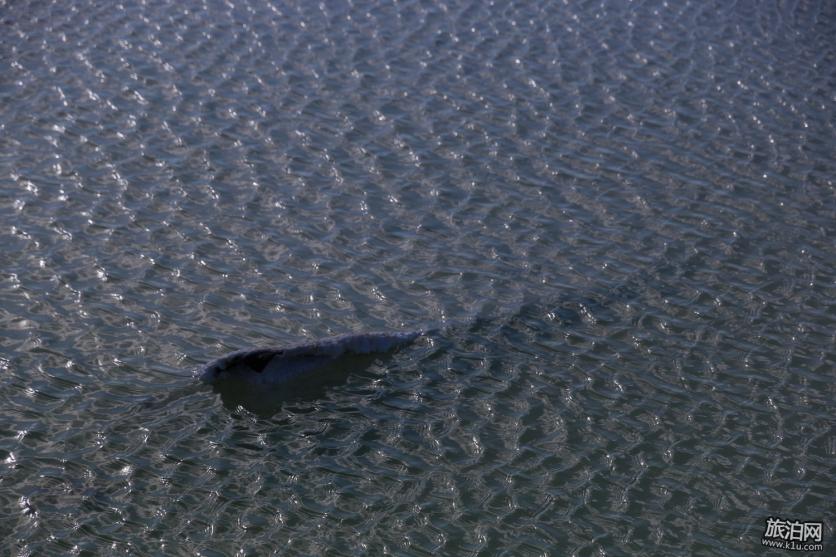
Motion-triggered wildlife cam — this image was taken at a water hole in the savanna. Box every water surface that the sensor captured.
[0,0,834,554]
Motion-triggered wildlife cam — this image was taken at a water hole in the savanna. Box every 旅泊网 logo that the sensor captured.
[762,517,824,552]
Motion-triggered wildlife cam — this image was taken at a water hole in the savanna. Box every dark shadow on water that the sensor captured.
[210,352,385,417]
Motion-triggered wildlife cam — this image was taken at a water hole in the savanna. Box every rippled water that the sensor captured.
[1,0,834,554]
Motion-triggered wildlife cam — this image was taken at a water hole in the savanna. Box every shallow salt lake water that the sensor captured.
[1,0,834,555]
